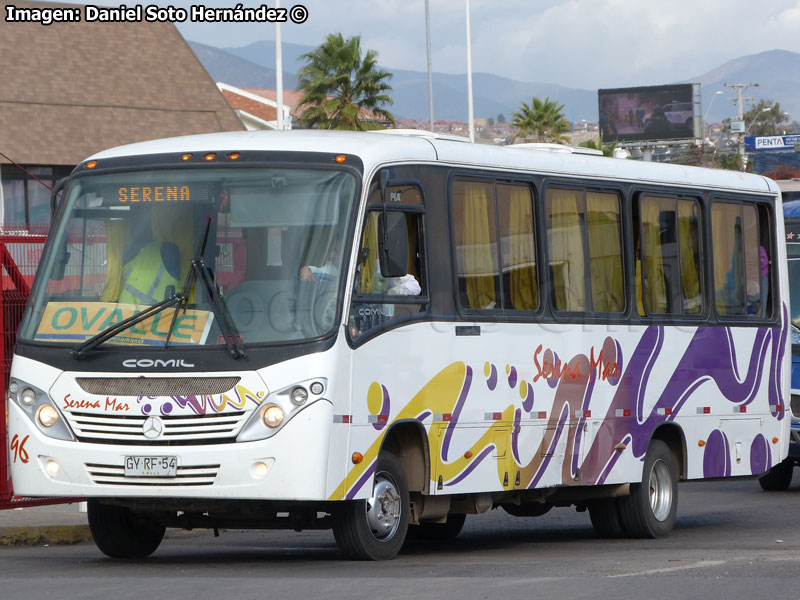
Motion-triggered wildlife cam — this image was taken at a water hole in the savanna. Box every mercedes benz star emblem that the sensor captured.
[142,416,164,440]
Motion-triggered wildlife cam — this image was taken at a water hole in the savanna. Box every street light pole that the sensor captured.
[465,0,474,143]
[702,90,723,142]
[425,0,434,133]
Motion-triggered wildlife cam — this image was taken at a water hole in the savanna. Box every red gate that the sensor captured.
[0,230,82,509]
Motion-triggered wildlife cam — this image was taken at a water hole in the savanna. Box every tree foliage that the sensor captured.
[296,33,395,130]
[731,99,791,137]
[511,96,570,143]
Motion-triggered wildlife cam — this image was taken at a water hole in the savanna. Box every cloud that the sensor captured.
[40,0,800,89]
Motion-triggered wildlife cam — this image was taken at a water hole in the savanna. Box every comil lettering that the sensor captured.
[118,186,190,203]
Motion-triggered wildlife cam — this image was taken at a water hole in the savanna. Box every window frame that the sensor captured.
[543,182,628,318]
[447,174,543,319]
[634,192,707,320]
[710,195,776,324]
[346,175,431,347]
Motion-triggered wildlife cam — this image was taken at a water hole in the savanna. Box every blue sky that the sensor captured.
[36,0,800,89]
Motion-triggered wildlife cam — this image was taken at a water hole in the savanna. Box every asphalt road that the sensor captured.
[2,478,800,599]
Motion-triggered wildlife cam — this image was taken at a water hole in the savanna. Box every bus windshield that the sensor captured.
[19,166,357,348]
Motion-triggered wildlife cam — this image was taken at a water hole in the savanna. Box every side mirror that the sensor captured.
[378,212,408,278]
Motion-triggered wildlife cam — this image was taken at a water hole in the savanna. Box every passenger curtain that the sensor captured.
[547,189,584,311]
[587,192,623,312]
[712,204,744,314]
[507,187,538,310]
[100,220,131,302]
[677,200,701,314]
[359,212,379,294]
[639,198,668,313]
[462,183,496,309]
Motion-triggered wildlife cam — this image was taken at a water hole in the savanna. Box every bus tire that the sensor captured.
[759,458,793,491]
[588,499,626,538]
[408,513,466,540]
[332,452,409,560]
[87,499,165,558]
[618,440,678,538]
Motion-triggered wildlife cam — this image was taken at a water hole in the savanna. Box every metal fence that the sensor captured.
[0,229,83,509]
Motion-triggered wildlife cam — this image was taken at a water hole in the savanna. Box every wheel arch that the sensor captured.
[379,419,430,494]
[650,423,687,480]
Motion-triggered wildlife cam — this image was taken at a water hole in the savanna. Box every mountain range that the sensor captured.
[189,40,800,125]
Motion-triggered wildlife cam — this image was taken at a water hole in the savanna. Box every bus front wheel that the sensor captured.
[87,499,165,558]
[332,452,409,560]
[618,440,678,538]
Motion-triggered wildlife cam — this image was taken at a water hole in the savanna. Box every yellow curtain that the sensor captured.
[507,187,538,310]
[547,189,584,311]
[677,200,701,314]
[100,220,131,302]
[640,198,667,313]
[712,204,744,314]
[587,192,623,312]
[463,184,496,308]
[359,212,379,293]
[151,204,195,300]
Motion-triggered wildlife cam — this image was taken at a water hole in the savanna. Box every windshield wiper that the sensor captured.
[72,216,246,360]
[164,216,247,359]
[71,293,185,360]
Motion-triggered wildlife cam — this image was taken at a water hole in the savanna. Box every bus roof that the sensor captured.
[87,129,778,196]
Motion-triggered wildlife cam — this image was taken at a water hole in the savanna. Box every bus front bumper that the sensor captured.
[8,399,334,501]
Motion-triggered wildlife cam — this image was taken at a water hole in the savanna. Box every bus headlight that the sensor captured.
[9,378,75,442]
[36,404,59,428]
[261,404,284,428]
[20,388,36,407]
[236,377,328,442]
[290,386,308,406]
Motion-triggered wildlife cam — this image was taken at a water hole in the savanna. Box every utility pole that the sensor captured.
[724,82,758,169]
[275,0,284,130]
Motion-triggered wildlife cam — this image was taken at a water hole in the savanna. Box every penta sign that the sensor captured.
[744,134,800,152]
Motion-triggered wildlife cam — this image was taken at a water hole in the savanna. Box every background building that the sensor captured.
[0,0,243,229]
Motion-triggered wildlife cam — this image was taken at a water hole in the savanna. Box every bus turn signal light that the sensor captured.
[352,452,363,464]
[698,440,706,447]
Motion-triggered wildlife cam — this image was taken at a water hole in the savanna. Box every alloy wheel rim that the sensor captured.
[649,459,672,521]
[365,472,401,541]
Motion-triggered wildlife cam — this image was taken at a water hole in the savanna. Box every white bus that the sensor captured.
[8,130,790,560]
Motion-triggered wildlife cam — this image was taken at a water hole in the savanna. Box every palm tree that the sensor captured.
[296,33,395,130]
[511,96,570,143]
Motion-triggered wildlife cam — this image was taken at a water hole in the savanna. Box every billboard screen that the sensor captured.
[598,84,697,143]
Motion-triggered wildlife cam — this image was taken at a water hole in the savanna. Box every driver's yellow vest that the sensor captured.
[118,242,180,306]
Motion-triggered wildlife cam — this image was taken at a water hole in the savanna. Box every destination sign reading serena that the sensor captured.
[117,186,190,203]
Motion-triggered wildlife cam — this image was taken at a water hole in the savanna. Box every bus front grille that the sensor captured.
[63,410,248,444]
[85,463,220,486]
[75,377,241,397]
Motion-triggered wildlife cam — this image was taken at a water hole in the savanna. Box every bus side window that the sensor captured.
[348,207,427,341]
[546,187,623,314]
[636,195,703,316]
[712,200,770,319]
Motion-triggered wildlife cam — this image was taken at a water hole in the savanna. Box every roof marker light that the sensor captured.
[204,153,217,161]
[85,160,98,169]
[180,153,193,161]
[227,152,241,160]
[334,154,347,163]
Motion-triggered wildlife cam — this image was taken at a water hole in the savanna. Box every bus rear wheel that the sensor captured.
[759,458,793,491]
[618,440,678,538]
[588,498,626,538]
[408,513,466,540]
[332,452,409,560]
[87,499,165,558]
